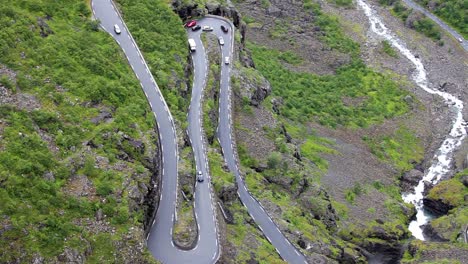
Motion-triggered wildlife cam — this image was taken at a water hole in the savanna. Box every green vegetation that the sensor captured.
[329,0,354,7]
[381,40,398,57]
[278,50,303,65]
[363,126,423,172]
[0,0,184,262]
[345,183,366,204]
[428,179,466,208]
[384,0,443,41]
[249,43,410,128]
[116,0,189,128]
[304,0,359,54]
[416,0,467,38]
[300,136,337,171]
[0,75,15,91]
[402,239,467,263]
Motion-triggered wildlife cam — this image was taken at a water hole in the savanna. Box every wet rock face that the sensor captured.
[422,224,450,242]
[422,197,454,216]
[364,241,403,264]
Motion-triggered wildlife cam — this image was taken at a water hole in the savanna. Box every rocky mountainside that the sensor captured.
[1,0,466,263]
[171,0,467,263]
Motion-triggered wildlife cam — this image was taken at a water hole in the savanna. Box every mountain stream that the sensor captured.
[357,0,466,240]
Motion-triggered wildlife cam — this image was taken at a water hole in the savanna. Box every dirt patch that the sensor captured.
[236,0,352,75]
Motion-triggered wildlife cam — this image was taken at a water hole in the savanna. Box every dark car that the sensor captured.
[185,20,197,28]
[192,25,201,31]
[221,25,228,33]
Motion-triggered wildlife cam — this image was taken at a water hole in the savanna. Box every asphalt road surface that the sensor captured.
[92,0,307,262]
[92,1,219,263]
[401,0,467,51]
[191,17,309,264]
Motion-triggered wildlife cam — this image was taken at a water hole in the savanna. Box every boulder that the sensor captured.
[400,169,424,192]
[422,180,434,196]
[95,208,104,221]
[293,147,302,161]
[240,49,256,68]
[218,184,238,203]
[265,174,293,189]
[250,79,272,107]
[461,175,468,187]
[253,163,268,172]
[463,154,468,170]
[422,223,450,242]
[58,248,85,264]
[280,124,292,143]
[128,139,145,154]
[298,237,307,249]
[267,5,282,17]
[37,17,54,37]
[32,254,44,264]
[43,171,55,181]
[271,98,283,114]
[90,110,112,124]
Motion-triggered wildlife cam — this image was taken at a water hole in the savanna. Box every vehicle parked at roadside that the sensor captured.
[221,25,228,33]
[218,37,224,45]
[192,25,201,31]
[185,20,197,28]
[188,38,196,52]
[202,25,213,31]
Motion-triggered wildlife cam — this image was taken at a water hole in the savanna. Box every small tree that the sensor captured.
[267,152,282,170]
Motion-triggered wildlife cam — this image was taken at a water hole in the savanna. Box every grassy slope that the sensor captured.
[380,0,443,42]
[116,0,189,128]
[0,0,183,262]
[232,0,422,261]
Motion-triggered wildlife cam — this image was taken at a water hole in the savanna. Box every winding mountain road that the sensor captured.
[92,1,219,263]
[401,0,467,51]
[92,0,307,262]
[189,17,309,264]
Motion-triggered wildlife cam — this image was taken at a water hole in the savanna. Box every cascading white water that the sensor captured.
[356,0,466,240]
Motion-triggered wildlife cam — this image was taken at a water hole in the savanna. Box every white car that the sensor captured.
[197,171,204,182]
[224,56,230,65]
[202,26,213,31]
[458,37,463,43]
[218,37,224,45]
[114,24,121,34]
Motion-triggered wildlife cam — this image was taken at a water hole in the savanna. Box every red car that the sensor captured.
[185,20,197,28]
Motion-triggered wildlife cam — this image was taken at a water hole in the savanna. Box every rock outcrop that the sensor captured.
[423,197,454,216]
[400,169,424,192]
[172,0,242,28]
